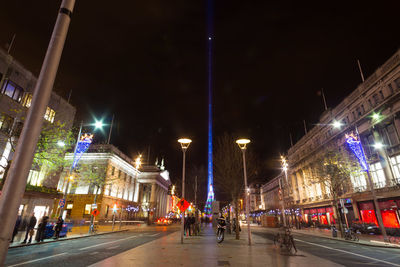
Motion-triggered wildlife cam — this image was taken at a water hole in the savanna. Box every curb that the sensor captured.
[257,228,400,249]
[9,229,128,249]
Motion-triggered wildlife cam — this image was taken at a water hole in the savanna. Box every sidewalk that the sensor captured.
[90,224,342,267]
[9,223,148,248]
[259,226,400,249]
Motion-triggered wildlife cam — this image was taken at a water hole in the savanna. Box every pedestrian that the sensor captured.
[54,216,64,239]
[190,214,196,235]
[22,213,37,244]
[11,215,22,243]
[36,216,49,242]
[185,215,191,236]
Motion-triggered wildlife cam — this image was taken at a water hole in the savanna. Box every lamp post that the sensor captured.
[280,156,288,227]
[333,120,389,242]
[60,120,104,219]
[236,138,251,246]
[178,138,192,244]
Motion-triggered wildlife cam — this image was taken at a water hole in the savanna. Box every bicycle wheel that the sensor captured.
[217,230,224,243]
[352,234,359,242]
[285,238,293,253]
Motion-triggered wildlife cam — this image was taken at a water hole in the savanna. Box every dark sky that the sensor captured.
[1,0,400,190]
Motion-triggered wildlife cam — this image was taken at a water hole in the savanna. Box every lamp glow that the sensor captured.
[178,138,192,150]
[57,140,65,147]
[332,120,343,129]
[236,139,251,150]
[373,142,384,149]
[94,120,104,129]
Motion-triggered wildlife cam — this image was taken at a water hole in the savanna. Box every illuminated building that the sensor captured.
[0,47,75,224]
[267,49,400,230]
[57,144,171,221]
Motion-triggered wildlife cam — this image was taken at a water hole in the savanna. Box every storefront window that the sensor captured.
[360,210,378,226]
[381,210,400,228]
[85,204,91,215]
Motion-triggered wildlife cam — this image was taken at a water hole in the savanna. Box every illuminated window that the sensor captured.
[44,107,56,123]
[390,155,400,183]
[370,162,386,188]
[350,171,367,192]
[1,80,24,102]
[22,93,32,108]
[84,204,91,215]
[27,170,40,186]
[66,204,73,209]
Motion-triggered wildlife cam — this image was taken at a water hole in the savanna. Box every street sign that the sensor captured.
[177,198,190,212]
[91,204,97,209]
[58,199,66,209]
[92,209,100,216]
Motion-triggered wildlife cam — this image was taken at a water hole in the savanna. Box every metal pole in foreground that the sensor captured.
[278,177,287,227]
[181,149,186,244]
[241,149,252,246]
[0,0,75,264]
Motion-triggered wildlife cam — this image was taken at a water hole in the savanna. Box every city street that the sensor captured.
[252,228,400,267]
[5,226,178,267]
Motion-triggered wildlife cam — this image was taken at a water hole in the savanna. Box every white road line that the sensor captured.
[107,245,120,250]
[294,238,400,267]
[8,252,68,267]
[148,233,160,237]
[79,235,137,251]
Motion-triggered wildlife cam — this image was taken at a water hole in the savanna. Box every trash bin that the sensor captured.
[332,226,337,237]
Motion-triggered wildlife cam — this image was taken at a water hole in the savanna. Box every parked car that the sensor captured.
[351,219,380,235]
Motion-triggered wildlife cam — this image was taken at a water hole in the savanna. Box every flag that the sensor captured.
[177,198,190,212]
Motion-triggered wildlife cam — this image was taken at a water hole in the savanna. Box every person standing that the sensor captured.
[54,216,64,239]
[22,213,37,244]
[11,215,21,243]
[36,216,49,242]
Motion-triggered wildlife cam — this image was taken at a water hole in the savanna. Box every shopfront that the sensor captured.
[358,199,400,229]
[303,206,335,227]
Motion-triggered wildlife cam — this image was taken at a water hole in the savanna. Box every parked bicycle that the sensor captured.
[273,227,297,254]
[389,236,400,245]
[344,228,359,241]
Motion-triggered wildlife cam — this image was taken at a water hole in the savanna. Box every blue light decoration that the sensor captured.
[205,0,215,216]
[71,133,94,170]
[345,132,368,171]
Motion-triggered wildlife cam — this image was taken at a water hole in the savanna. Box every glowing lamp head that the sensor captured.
[178,138,192,150]
[135,154,142,169]
[373,142,384,149]
[68,175,74,181]
[332,120,343,129]
[372,112,382,121]
[113,204,118,213]
[94,120,104,129]
[236,139,250,150]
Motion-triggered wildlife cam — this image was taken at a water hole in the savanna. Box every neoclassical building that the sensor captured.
[57,144,171,221]
[282,48,400,231]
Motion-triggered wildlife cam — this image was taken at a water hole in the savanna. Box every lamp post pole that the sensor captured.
[280,156,288,227]
[0,0,75,264]
[236,139,251,246]
[178,138,192,244]
[355,126,388,242]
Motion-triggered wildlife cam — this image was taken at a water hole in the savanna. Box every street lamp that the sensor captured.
[332,120,389,242]
[280,156,288,227]
[178,138,192,244]
[59,120,103,219]
[236,138,252,246]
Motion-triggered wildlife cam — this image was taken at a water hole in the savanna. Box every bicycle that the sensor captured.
[274,227,297,254]
[344,228,359,241]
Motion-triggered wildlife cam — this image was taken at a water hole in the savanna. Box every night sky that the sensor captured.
[1,1,400,191]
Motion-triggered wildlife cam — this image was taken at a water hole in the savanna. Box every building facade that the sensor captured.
[282,49,400,232]
[57,144,171,222]
[0,48,76,223]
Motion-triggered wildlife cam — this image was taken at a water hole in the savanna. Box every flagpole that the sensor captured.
[321,88,328,111]
[357,59,365,82]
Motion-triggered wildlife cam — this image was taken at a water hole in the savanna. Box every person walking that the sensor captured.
[190,214,196,235]
[54,216,64,239]
[36,216,49,242]
[11,215,21,243]
[22,213,37,244]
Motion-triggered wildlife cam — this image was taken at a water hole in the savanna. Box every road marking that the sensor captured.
[294,238,400,267]
[148,233,160,237]
[79,235,137,251]
[8,253,68,267]
[107,245,120,250]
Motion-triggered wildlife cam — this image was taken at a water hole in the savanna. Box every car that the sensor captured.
[156,217,172,226]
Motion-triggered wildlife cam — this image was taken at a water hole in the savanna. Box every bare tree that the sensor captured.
[214,133,258,239]
[311,146,357,237]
